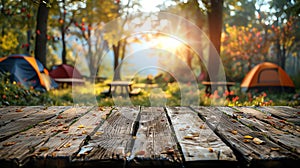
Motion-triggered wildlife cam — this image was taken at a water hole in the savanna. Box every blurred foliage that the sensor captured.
[0,73,52,106]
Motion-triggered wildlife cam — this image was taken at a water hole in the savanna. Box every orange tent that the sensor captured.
[241,62,295,92]
[0,54,58,91]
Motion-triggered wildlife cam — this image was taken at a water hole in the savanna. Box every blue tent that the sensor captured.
[0,54,58,91]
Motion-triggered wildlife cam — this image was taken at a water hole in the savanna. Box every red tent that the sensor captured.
[49,64,84,85]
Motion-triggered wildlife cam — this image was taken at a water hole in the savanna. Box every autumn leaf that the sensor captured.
[39,147,49,151]
[78,124,85,129]
[183,136,194,140]
[231,130,238,135]
[271,147,280,151]
[253,137,264,145]
[63,143,71,148]
[244,135,253,139]
[3,141,16,146]
[135,150,145,155]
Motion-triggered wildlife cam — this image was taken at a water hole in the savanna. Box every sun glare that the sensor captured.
[156,36,182,50]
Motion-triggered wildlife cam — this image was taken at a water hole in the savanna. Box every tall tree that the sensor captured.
[203,0,224,81]
[72,0,119,79]
[269,0,299,70]
[35,0,50,66]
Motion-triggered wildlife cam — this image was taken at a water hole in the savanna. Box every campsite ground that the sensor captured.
[1,73,299,107]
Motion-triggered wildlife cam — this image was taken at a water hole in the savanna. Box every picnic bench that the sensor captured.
[0,106,299,168]
[101,81,141,96]
[202,81,236,94]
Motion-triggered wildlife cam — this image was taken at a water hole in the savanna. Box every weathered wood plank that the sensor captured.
[0,106,92,166]
[0,106,67,142]
[192,106,299,168]
[73,107,140,167]
[0,106,46,127]
[128,107,182,167]
[218,107,300,154]
[37,107,110,157]
[28,106,111,167]
[256,106,300,126]
[0,106,25,114]
[235,107,300,136]
[166,107,236,167]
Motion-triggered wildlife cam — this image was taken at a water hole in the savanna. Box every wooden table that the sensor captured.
[202,81,236,94]
[0,106,299,168]
[54,78,85,88]
[103,81,134,96]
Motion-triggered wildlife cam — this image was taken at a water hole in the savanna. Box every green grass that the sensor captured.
[1,73,299,107]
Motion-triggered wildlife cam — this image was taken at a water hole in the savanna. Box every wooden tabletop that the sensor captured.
[0,106,299,168]
[202,81,236,86]
[107,81,134,86]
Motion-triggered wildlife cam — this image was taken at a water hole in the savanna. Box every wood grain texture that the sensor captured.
[235,107,300,136]
[0,106,299,168]
[129,107,182,167]
[256,106,300,126]
[193,106,299,167]
[0,106,70,166]
[0,106,67,141]
[166,107,236,167]
[73,107,140,167]
[219,107,300,154]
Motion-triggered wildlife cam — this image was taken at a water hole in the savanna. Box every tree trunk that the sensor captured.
[207,0,223,82]
[281,46,286,70]
[113,42,121,81]
[35,0,49,66]
[61,0,67,64]
[61,25,67,64]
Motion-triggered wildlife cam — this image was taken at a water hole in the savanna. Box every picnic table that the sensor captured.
[202,81,236,94]
[102,81,141,96]
[0,106,299,168]
[54,78,85,88]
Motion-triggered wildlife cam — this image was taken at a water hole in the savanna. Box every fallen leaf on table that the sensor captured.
[244,135,253,139]
[135,150,145,156]
[208,147,214,153]
[266,116,272,119]
[56,115,63,119]
[95,131,103,135]
[199,124,205,129]
[51,152,57,157]
[279,120,286,123]
[78,124,85,129]
[82,130,87,134]
[231,130,238,135]
[271,147,280,151]
[39,147,49,151]
[179,128,186,131]
[63,143,71,148]
[243,139,250,143]
[16,109,23,112]
[3,141,16,146]
[183,136,194,140]
[161,149,175,154]
[253,137,265,145]
[191,132,200,137]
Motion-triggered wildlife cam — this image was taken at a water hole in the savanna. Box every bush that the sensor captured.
[0,74,53,106]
